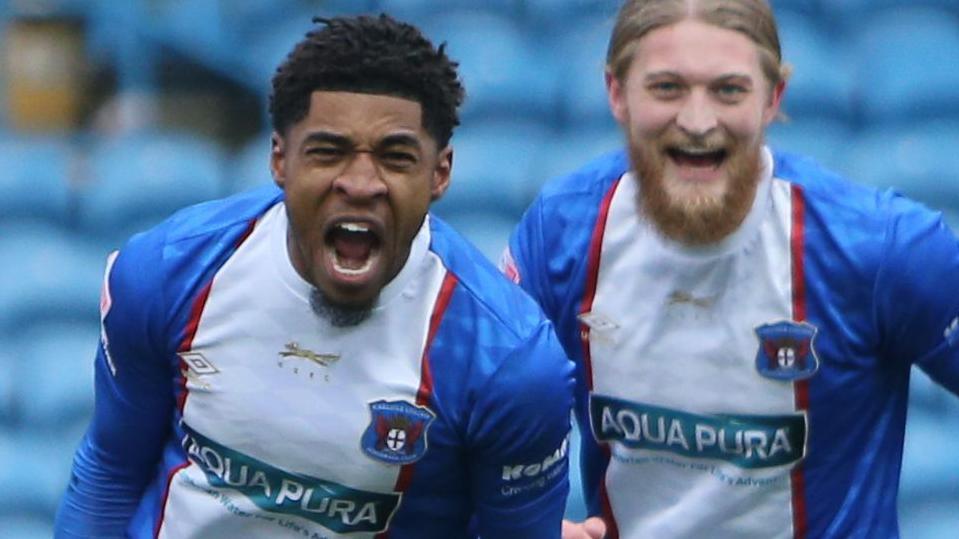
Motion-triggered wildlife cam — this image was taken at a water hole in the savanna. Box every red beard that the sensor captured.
[629,126,763,246]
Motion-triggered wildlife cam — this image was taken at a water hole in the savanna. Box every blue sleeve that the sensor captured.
[55,241,175,537]
[506,197,557,322]
[876,198,959,395]
[468,321,575,538]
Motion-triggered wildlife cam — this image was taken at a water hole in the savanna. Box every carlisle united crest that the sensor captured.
[755,321,820,381]
[361,400,435,465]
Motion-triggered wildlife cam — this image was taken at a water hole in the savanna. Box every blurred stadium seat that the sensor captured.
[432,118,556,220]
[827,0,959,23]
[0,222,104,336]
[0,135,75,226]
[0,350,15,426]
[769,0,822,18]
[434,211,518,264]
[11,321,98,429]
[238,9,330,94]
[852,8,959,125]
[377,0,521,26]
[899,401,959,501]
[522,0,621,25]
[229,132,274,195]
[776,12,856,124]
[0,425,82,519]
[846,120,959,211]
[553,14,617,130]
[418,11,561,124]
[767,117,854,176]
[531,126,623,196]
[77,130,224,244]
[0,514,55,539]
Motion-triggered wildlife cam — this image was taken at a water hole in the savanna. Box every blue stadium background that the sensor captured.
[1,0,957,537]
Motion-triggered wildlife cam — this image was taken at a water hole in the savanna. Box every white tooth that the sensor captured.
[338,222,370,233]
[332,256,374,276]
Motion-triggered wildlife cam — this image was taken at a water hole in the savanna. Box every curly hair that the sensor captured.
[269,14,465,149]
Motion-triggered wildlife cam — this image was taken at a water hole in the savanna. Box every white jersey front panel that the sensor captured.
[160,205,447,539]
[587,153,804,538]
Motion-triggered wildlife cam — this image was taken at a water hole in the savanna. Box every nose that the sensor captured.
[675,90,718,137]
[332,151,387,201]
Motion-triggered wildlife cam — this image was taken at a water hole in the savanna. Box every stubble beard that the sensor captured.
[630,129,762,246]
[309,288,374,328]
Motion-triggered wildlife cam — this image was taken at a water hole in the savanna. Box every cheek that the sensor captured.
[626,100,675,136]
[721,106,769,142]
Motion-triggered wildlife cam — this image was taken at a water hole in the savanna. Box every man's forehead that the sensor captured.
[293,91,430,143]
[633,19,763,78]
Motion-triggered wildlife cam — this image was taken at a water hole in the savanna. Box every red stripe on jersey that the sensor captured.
[580,178,621,389]
[153,460,191,538]
[175,219,258,412]
[175,281,213,413]
[376,272,459,539]
[580,179,622,539]
[160,218,259,537]
[790,184,810,539]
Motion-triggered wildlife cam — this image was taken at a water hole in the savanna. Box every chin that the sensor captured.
[663,178,728,212]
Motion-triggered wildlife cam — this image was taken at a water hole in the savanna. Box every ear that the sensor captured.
[606,68,629,125]
[763,79,787,126]
[430,146,453,201]
[270,132,286,189]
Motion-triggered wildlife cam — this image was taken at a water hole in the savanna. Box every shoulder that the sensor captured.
[773,150,947,244]
[535,149,629,214]
[517,149,628,267]
[428,215,549,343]
[109,185,283,332]
[426,215,573,413]
[773,150,956,288]
[119,184,282,266]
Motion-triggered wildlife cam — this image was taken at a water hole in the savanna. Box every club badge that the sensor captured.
[361,400,435,465]
[755,320,820,381]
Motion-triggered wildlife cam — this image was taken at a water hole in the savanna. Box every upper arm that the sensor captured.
[467,322,575,538]
[876,203,959,394]
[56,242,175,535]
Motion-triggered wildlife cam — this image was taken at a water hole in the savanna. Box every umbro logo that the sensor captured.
[178,351,218,390]
[278,342,340,367]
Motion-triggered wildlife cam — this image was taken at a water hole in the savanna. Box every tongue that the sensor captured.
[333,234,373,269]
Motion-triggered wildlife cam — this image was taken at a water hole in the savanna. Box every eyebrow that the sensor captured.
[300,131,422,150]
[644,71,755,84]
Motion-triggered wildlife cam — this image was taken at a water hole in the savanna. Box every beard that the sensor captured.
[309,288,374,328]
[629,127,762,246]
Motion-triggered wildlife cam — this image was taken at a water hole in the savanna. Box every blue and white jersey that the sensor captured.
[56,185,575,539]
[506,147,959,538]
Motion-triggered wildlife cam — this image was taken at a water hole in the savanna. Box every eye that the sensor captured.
[305,146,347,163]
[377,150,418,171]
[648,81,683,99]
[714,83,748,101]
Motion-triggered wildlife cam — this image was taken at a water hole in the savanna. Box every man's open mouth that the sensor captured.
[325,220,382,277]
[667,147,727,169]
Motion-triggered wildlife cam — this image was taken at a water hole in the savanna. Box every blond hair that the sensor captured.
[607,0,791,87]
